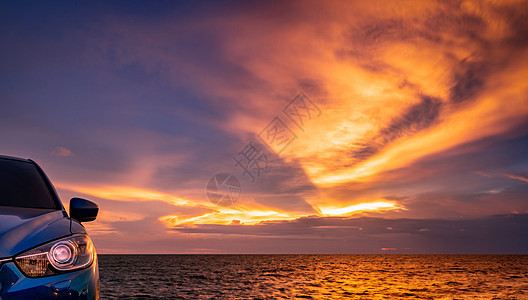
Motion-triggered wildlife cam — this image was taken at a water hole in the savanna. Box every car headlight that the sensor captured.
[14,234,95,278]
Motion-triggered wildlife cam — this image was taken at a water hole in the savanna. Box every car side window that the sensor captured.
[0,159,57,209]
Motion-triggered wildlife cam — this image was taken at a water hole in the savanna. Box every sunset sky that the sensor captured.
[1,0,527,254]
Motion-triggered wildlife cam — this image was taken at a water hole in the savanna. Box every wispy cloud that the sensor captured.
[501,172,528,184]
[52,146,73,157]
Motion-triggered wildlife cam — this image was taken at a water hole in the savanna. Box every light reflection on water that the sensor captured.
[99,254,528,299]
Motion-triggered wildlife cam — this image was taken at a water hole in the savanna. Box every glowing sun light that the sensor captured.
[319,201,399,217]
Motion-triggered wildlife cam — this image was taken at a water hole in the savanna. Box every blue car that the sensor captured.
[0,155,99,300]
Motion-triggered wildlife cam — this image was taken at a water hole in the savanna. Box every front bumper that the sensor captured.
[0,257,99,300]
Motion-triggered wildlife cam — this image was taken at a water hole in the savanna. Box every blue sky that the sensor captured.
[1,0,527,253]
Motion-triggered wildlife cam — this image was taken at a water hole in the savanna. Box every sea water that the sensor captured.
[98,254,528,299]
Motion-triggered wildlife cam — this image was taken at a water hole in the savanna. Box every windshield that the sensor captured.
[0,159,58,209]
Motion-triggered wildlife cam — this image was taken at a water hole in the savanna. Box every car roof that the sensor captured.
[0,155,32,163]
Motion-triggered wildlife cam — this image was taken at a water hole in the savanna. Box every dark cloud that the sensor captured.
[344,95,442,166]
[378,95,442,142]
[172,214,528,254]
[449,59,487,104]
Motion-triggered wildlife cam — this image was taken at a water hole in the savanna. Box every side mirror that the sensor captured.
[70,197,99,222]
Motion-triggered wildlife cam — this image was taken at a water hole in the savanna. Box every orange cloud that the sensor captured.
[52,146,73,157]
[318,201,402,217]
[75,0,528,229]
[159,205,296,226]
[57,183,195,206]
[251,1,528,190]
[501,173,528,184]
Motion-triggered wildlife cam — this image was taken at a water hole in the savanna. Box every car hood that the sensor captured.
[0,207,73,257]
